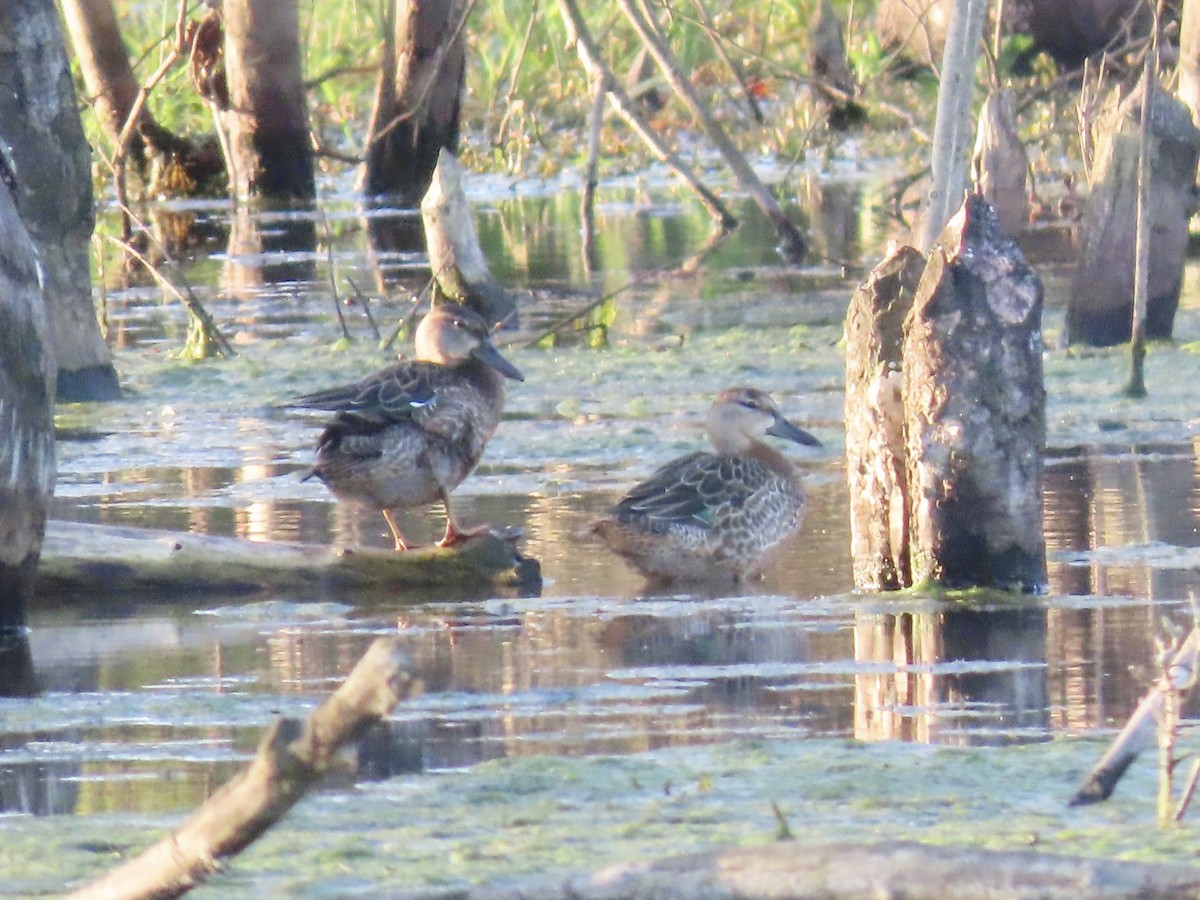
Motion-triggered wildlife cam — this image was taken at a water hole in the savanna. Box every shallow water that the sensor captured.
[7,172,1200,836]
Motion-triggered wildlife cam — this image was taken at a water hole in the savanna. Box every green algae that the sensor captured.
[7,735,1195,897]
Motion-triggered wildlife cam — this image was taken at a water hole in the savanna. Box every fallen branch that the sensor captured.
[1070,627,1200,806]
[615,0,806,261]
[556,0,737,231]
[66,636,420,900]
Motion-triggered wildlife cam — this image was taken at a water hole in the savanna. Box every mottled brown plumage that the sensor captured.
[289,303,522,550]
[592,388,820,583]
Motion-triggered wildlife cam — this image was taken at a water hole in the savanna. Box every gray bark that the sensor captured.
[1068,79,1200,346]
[0,0,120,402]
[219,0,315,202]
[905,194,1047,591]
[844,245,924,591]
[0,154,56,629]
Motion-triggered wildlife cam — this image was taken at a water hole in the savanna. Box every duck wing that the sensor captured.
[288,361,439,427]
[613,453,760,530]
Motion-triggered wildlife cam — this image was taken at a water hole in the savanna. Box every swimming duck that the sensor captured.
[289,302,523,550]
[591,387,820,583]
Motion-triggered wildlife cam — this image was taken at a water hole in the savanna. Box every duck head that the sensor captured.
[707,387,821,454]
[415,303,524,381]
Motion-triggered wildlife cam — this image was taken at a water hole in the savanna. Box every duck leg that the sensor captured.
[382,509,413,552]
[435,488,491,547]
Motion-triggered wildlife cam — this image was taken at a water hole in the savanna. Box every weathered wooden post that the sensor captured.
[844,245,924,591]
[1068,77,1200,346]
[905,194,1046,591]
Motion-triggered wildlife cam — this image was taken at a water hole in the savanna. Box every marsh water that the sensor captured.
[7,165,1200,889]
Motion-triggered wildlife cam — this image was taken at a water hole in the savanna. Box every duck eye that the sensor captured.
[451,319,464,328]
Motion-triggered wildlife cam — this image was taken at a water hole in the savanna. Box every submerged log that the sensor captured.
[904,194,1046,591]
[1068,77,1200,346]
[36,520,541,600]
[421,149,517,327]
[67,637,419,900]
[972,88,1030,238]
[844,244,924,591]
[470,840,1200,899]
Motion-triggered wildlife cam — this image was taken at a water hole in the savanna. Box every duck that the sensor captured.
[288,302,523,550]
[591,387,820,583]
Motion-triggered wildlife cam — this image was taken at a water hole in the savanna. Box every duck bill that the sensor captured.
[767,415,821,447]
[474,341,524,381]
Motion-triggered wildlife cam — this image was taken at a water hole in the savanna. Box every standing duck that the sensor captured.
[289,302,522,550]
[592,387,820,583]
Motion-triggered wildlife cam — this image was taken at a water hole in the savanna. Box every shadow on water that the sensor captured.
[10,178,1200,815]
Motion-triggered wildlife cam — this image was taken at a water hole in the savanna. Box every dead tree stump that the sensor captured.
[421,149,517,328]
[362,0,466,207]
[972,88,1029,238]
[0,152,56,630]
[844,245,924,591]
[1068,78,1200,346]
[905,194,1046,591]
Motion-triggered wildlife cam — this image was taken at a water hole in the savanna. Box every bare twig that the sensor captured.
[685,0,764,123]
[346,275,383,342]
[581,70,606,278]
[109,235,235,359]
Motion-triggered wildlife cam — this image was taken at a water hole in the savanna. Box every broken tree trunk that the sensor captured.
[971,88,1030,238]
[362,0,467,207]
[66,637,420,900]
[0,0,121,403]
[0,153,56,631]
[218,0,315,202]
[844,244,924,591]
[904,194,1047,592]
[421,149,517,327]
[58,0,224,195]
[1068,77,1200,346]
